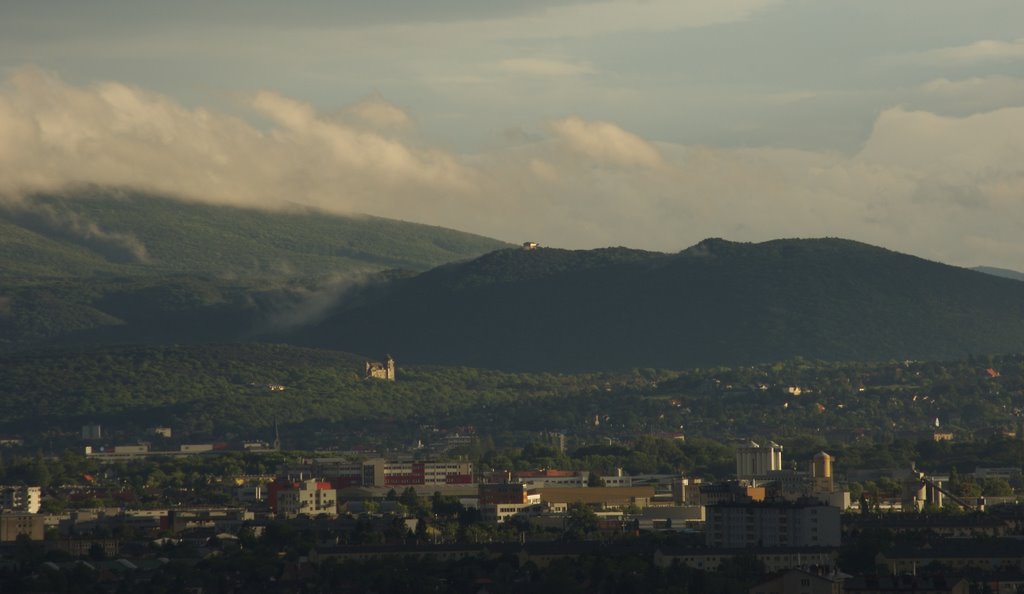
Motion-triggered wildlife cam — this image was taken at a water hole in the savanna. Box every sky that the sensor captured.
[1,0,1024,268]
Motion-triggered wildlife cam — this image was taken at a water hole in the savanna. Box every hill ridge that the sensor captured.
[289,237,1024,371]
[0,190,509,279]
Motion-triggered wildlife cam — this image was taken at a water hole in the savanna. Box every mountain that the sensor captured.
[973,266,1024,282]
[290,238,1024,371]
[0,190,508,279]
[0,189,508,351]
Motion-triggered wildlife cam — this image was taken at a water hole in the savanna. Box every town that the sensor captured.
[3,419,1024,593]
[3,352,1024,591]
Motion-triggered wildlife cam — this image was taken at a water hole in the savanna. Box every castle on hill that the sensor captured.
[364,355,395,381]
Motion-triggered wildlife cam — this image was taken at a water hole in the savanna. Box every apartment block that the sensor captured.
[705,500,841,548]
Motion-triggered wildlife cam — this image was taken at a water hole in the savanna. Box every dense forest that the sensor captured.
[3,344,1024,478]
[294,238,1024,371]
[8,199,1024,374]
[0,190,507,352]
[0,190,507,279]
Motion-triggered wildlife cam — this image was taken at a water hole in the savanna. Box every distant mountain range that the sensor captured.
[5,190,1024,371]
[973,266,1024,282]
[289,238,1024,371]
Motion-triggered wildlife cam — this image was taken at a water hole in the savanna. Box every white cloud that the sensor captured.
[491,0,782,38]
[550,116,663,168]
[903,38,1024,64]
[3,68,1024,269]
[913,76,1024,114]
[858,106,1024,180]
[343,97,415,130]
[498,58,594,78]
[0,68,471,216]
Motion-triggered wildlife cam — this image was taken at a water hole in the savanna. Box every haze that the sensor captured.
[2,0,1023,268]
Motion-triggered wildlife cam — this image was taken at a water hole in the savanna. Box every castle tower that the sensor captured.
[364,355,396,381]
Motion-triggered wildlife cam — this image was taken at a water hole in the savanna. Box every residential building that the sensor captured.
[479,497,545,524]
[654,547,837,573]
[844,575,968,594]
[0,512,44,541]
[706,500,841,548]
[0,485,42,513]
[876,539,1024,573]
[749,568,843,594]
[276,480,337,519]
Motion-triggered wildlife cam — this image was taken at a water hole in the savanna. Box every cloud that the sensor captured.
[0,67,471,216]
[912,76,1024,114]
[250,90,469,190]
[903,38,1024,65]
[550,116,663,168]
[343,97,415,130]
[498,58,594,77]
[858,106,1024,180]
[477,0,782,38]
[1,198,150,262]
[3,68,1024,269]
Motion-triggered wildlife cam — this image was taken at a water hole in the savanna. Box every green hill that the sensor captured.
[291,238,1024,371]
[0,190,508,279]
[0,189,508,351]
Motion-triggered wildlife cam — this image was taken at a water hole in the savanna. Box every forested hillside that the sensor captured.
[4,344,1024,469]
[0,190,508,279]
[0,189,508,351]
[294,238,1024,371]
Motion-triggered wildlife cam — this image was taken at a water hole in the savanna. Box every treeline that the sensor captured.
[3,345,1024,457]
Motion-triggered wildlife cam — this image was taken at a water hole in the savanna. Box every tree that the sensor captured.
[415,517,429,542]
[28,455,51,488]
[982,477,1013,497]
[565,502,598,540]
[399,487,419,508]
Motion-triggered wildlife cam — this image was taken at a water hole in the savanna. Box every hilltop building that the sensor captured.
[364,355,396,381]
